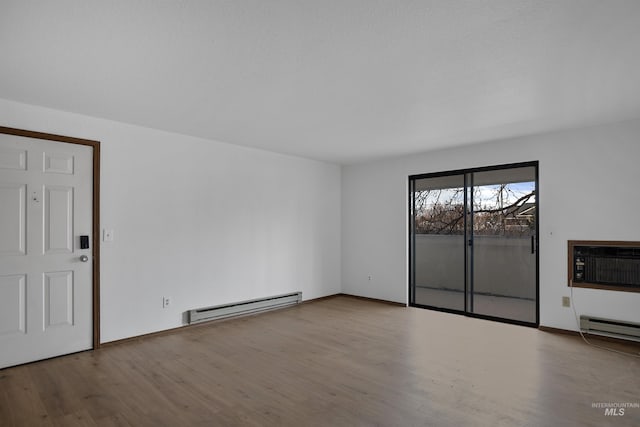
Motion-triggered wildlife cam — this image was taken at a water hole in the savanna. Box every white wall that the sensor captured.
[342,119,640,331]
[0,98,342,343]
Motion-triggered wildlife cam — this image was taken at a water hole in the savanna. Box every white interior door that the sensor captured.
[0,133,93,369]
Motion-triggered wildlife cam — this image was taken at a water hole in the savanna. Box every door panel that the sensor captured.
[0,184,26,255]
[0,133,93,368]
[468,167,537,323]
[44,151,74,174]
[44,271,74,328]
[44,186,74,254]
[0,274,26,335]
[411,174,466,311]
[0,148,27,170]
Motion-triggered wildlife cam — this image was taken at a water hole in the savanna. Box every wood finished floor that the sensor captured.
[1,296,639,426]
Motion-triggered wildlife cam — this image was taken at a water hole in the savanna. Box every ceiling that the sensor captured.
[1,1,640,164]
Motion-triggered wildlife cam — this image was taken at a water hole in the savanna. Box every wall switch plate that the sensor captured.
[562,296,570,307]
[103,229,114,242]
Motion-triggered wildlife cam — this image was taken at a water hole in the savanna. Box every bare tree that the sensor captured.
[414,185,535,236]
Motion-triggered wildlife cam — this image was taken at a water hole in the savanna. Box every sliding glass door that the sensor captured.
[409,162,538,326]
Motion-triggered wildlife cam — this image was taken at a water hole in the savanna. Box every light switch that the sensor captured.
[103,229,114,242]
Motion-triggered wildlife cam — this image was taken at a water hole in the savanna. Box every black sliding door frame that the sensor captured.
[408,161,539,328]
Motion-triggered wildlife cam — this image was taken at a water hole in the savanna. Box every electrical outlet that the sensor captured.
[163,297,171,308]
[562,296,570,307]
[368,275,372,281]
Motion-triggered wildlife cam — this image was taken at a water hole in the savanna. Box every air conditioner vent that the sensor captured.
[569,241,640,291]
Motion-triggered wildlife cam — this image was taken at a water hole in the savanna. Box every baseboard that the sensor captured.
[100,322,212,347]
[300,293,342,304]
[338,293,406,307]
[538,325,581,336]
[302,293,406,307]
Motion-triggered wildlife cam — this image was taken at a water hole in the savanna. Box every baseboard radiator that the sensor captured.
[580,315,640,342]
[188,292,302,324]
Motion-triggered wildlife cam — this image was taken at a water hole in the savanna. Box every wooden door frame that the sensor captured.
[0,126,101,349]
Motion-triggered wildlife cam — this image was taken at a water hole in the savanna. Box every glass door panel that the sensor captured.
[468,167,537,323]
[410,174,466,311]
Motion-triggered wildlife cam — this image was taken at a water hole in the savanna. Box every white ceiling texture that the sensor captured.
[1,1,640,164]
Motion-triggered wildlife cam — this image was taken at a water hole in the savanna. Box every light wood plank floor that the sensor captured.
[1,296,639,426]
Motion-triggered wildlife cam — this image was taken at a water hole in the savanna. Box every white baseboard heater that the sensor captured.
[188,292,302,324]
[580,315,640,342]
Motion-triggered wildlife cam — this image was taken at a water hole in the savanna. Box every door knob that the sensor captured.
[79,255,89,262]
